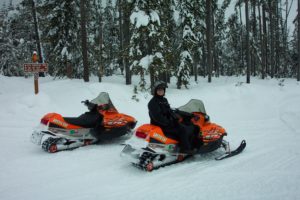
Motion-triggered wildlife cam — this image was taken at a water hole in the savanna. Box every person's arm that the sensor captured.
[148,100,171,127]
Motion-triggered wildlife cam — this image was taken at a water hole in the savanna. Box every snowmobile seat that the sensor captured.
[64,112,102,128]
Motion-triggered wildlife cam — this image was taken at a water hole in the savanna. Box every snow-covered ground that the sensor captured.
[0,74,300,200]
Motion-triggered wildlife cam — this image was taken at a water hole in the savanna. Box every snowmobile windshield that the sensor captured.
[90,92,116,110]
[177,99,206,114]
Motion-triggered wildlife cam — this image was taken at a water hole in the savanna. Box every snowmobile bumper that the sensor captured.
[120,144,189,171]
[31,126,98,153]
[31,125,52,145]
[31,130,44,145]
[120,144,141,163]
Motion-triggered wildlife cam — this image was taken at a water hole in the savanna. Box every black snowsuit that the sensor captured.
[65,103,104,139]
[148,95,194,152]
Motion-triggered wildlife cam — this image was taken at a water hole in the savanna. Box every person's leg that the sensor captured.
[174,124,192,152]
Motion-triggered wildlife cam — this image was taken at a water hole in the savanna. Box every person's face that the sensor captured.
[156,88,165,96]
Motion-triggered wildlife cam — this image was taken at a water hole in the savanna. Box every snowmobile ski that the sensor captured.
[215,140,246,160]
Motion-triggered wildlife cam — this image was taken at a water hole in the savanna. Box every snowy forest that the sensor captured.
[0,0,299,89]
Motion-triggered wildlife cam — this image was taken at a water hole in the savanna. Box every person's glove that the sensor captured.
[204,114,210,122]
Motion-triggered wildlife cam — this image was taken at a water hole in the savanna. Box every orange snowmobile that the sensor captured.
[31,92,137,153]
[121,99,246,171]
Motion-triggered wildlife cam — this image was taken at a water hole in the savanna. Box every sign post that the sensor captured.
[23,63,48,94]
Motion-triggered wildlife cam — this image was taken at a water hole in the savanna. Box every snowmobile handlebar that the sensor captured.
[173,109,195,118]
[81,100,97,111]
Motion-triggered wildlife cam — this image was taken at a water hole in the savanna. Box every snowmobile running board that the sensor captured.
[215,140,246,160]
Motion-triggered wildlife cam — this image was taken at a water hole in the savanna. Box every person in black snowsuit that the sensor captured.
[148,81,195,154]
[79,101,105,139]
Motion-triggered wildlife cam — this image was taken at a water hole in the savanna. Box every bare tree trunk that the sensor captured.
[245,0,251,83]
[148,38,154,87]
[268,0,275,78]
[262,3,268,77]
[193,50,198,81]
[99,15,103,82]
[202,45,207,77]
[275,2,280,77]
[281,0,288,77]
[298,0,300,81]
[80,0,89,82]
[123,2,131,85]
[31,0,44,77]
[251,0,257,76]
[118,0,124,75]
[206,0,212,82]
[194,63,198,81]
[212,13,219,77]
[259,2,265,79]
[239,3,244,75]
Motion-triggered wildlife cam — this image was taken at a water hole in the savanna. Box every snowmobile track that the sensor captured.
[133,153,192,172]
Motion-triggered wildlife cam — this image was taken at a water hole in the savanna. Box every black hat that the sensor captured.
[152,81,167,95]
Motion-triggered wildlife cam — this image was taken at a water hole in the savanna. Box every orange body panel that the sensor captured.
[191,112,206,127]
[137,124,178,144]
[100,110,136,128]
[201,122,226,143]
[136,112,227,145]
[191,112,226,142]
[43,113,82,129]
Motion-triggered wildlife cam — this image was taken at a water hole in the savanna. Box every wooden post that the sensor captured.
[34,73,39,94]
[24,52,48,95]
[32,51,39,94]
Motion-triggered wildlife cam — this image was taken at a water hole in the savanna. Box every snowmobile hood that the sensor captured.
[177,99,206,114]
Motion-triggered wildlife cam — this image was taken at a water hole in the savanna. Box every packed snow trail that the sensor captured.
[0,75,300,200]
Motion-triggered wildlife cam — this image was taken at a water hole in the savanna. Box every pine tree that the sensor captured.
[121,0,134,85]
[176,0,198,88]
[129,3,147,90]
[103,0,120,76]
[129,0,166,90]
[224,13,242,75]
[213,0,231,76]
[156,0,175,83]
[88,0,104,81]
[80,0,89,82]
[190,0,206,81]
[0,3,35,76]
[39,0,81,78]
